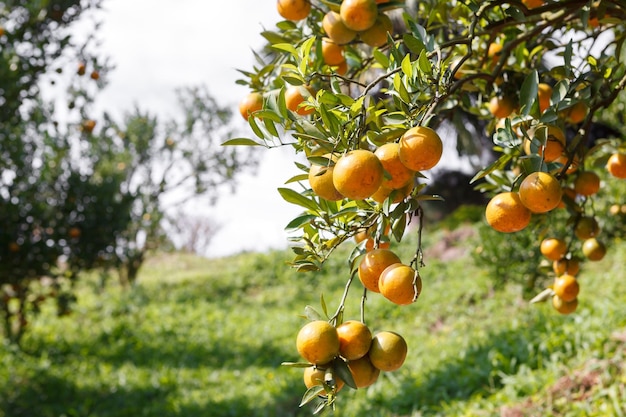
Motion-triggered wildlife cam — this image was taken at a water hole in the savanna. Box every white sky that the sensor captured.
[95,1,302,257]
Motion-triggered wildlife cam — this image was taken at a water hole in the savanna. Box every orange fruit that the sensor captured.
[379,263,422,305]
[303,365,344,396]
[359,13,393,48]
[285,85,315,116]
[375,142,415,190]
[340,0,378,32]
[518,171,562,213]
[309,157,343,201]
[347,355,380,388]
[358,248,401,293]
[540,237,568,261]
[368,331,408,371]
[68,227,81,239]
[82,119,96,133]
[336,320,372,360]
[355,225,391,251]
[90,70,100,80]
[333,150,384,200]
[522,0,544,8]
[582,238,606,261]
[322,11,357,45]
[277,0,311,21]
[573,171,601,196]
[239,92,263,121]
[553,257,580,276]
[565,101,588,124]
[574,216,600,240]
[321,38,345,66]
[606,153,626,179]
[334,59,348,75]
[553,153,580,175]
[537,83,552,113]
[530,125,566,162]
[371,180,414,204]
[553,274,579,302]
[398,126,443,171]
[485,192,532,233]
[552,295,578,315]
[296,320,340,365]
[77,62,86,76]
[557,186,577,209]
[487,42,503,67]
[488,96,516,119]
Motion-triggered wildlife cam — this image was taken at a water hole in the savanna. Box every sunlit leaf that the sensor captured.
[278,188,320,212]
[221,138,264,147]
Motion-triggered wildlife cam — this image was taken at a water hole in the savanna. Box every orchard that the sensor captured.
[230,0,626,413]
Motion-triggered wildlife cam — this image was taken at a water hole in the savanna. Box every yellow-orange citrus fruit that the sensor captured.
[522,0,544,8]
[277,0,311,21]
[565,101,588,124]
[398,126,443,171]
[368,331,408,372]
[532,125,566,162]
[553,274,579,302]
[582,238,606,261]
[359,13,393,47]
[557,186,577,209]
[303,366,344,396]
[340,0,378,32]
[553,257,580,276]
[77,62,86,76]
[309,158,343,201]
[552,295,578,315]
[322,11,357,45]
[336,320,372,361]
[371,180,413,204]
[355,225,391,251]
[540,237,568,261]
[487,42,503,67]
[334,59,348,75]
[379,263,422,305]
[485,192,532,233]
[285,85,315,116]
[537,83,552,113]
[321,38,345,66]
[358,248,401,293]
[606,153,626,179]
[489,96,516,119]
[347,355,380,387]
[553,153,580,175]
[333,150,384,200]
[574,216,600,240]
[296,320,340,365]
[519,171,562,213]
[573,171,601,196]
[375,142,415,190]
[239,92,263,121]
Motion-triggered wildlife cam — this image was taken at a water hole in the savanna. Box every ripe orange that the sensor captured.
[309,158,343,201]
[340,0,378,32]
[488,96,516,119]
[573,171,601,196]
[487,42,503,67]
[553,153,580,175]
[553,274,579,302]
[347,355,380,387]
[574,216,600,240]
[321,38,345,66]
[333,150,384,200]
[296,320,340,365]
[565,101,588,124]
[398,126,443,171]
[606,153,626,179]
[537,83,552,113]
[336,320,372,360]
[371,180,414,204]
[68,227,81,239]
[77,62,86,76]
[552,295,578,315]
[368,331,408,372]
[277,0,311,21]
[239,92,263,121]
[485,192,532,233]
[358,248,401,293]
[582,238,606,261]
[322,11,357,45]
[531,125,566,162]
[82,119,96,133]
[540,237,567,261]
[354,225,391,251]
[359,13,393,48]
[522,0,544,8]
[374,142,415,190]
[90,70,100,80]
[303,365,345,396]
[553,257,580,276]
[379,263,422,305]
[518,171,562,213]
[285,85,315,116]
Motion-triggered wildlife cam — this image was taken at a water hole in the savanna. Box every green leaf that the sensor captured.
[299,386,323,407]
[285,214,316,230]
[402,33,425,56]
[304,305,324,321]
[333,358,357,390]
[221,138,264,147]
[519,70,539,116]
[401,54,413,79]
[470,154,513,184]
[417,50,432,75]
[278,188,320,212]
[271,43,299,56]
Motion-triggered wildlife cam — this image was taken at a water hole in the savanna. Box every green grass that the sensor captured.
[2,225,626,417]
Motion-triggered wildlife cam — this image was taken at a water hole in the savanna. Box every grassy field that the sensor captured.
[2,220,626,417]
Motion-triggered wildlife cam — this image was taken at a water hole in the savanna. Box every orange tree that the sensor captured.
[231,0,626,412]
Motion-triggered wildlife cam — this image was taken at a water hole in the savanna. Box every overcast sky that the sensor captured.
[95,0,302,257]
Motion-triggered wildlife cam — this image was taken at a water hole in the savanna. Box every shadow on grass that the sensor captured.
[1,368,306,417]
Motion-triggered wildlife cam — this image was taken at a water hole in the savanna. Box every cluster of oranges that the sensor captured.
[296,319,407,401]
